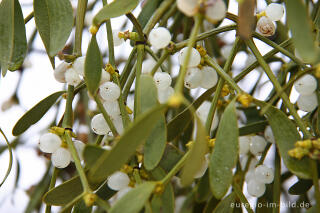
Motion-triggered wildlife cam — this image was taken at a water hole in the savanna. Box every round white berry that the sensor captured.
[178,47,201,67]
[297,93,318,112]
[194,154,210,178]
[294,74,317,95]
[239,136,250,155]
[220,45,233,59]
[177,0,198,17]
[256,16,275,37]
[264,126,275,144]
[254,165,274,184]
[100,69,111,84]
[73,56,85,76]
[112,30,124,46]
[39,133,62,153]
[240,155,258,170]
[250,135,267,156]
[153,72,172,90]
[103,100,121,117]
[72,140,85,161]
[184,67,203,89]
[51,147,72,168]
[107,171,130,191]
[99,82,121,101]
[142,58,160,74]
[91,113,110,135]
[247,179,266,197]
[54,62,69,83]
[205,0,227,23]
[265,3,284,21]
[200,66,218,89]
[65,67,82,86]
[245,169,255,183]
[158,86,174,104]
[196,101,219,131]
[149,27,171,49]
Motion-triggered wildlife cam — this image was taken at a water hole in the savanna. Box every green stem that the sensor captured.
[310,159,320,211]
[246,39,311,138]
[59,193,85,212]
[272,149,281,213]
[95,196,111,211]
[257,143,271,166]
[126,12,144,40]
[105,20,116,67]
[120,47,137,88]
[45,168,59,213]
[94,135,104,145]
[73,0,88,56]
[175,15,202,93]
[134,45,145,118]
[123,63,137,100]
[232,183,254,213]
[62,86,74,129]
[144,46,169,74]
[24,11,34,24]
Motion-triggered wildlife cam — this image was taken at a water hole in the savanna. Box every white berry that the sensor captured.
[153,72,172,90]
[39,133,62,153]
[158,86,174,104]
[65,67,82,86]
[254,165,274,184]
[54,62,69,83]
[100,69,111,84]
[264,126,275,144]
[112,114,124,135]
[200,66,218,89]
[220,45,233,59]
[239,136,250,155]
[142,58,160,74]
[240,155,258,170]
[294,74,317,95]
[107,171,130,191]
[72,140,85,161]
[205,0,227,23]
[149,27,172,49]
[177,0,198,17]
[297,93,318,112]
[245,169,255,183]
[256,16,275,37]
[247,179,266,197]
[99,82,121,101]
[91,113,110,135]
[73,56,85,76]
[112,30,124,46]
[265,3,284,21]
[103,100,121,117]
[250,135,267,156]
[51,147,72,168]
[178,47,201,67]
[184,67,203,89]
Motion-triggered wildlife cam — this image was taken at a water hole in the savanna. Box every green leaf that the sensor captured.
[239,120,268,136]
[158,144,183,172]
[83,145,108,168]
[85,36,102,95]
[0,129,13,187]
[12,91,64,136]
[288,179,313,195]
[140,75,167,170]
[0,0,27,72]
[88,104,167,183]
[72,200,92,213]
[212,192,236,213]
[195,171,211,202]
[284,0,319,63]
[33,0,73,57]
[93,0,139,26]
[260,102,312,179]
[180,116,209,186]
[109,182,156,213]
[136,0,162,30]
[209,99,239,199]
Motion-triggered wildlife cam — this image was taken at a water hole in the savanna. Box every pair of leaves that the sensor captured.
[33,0,73,57]
[0,0,27,74]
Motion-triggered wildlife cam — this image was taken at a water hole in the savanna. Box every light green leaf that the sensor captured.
[180,116,209,186]
[12,91,64,136]
[93,0,139,26]
[209,99,238,199]
[109,182,156,213]
[284,0,319,63]
[33,0,73,57]
[260,102,312,179]
[212,192,236,213]
[85,36,102,95]
[0,0,27,73]
[88,104,167,183]
[140,75,167,170]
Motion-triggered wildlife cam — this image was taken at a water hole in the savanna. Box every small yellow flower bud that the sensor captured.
[168,93,183,108]
[256,11,266,19]
[288,147,309,160]
[237,93,253,108]
[186,141,194,149]
[196,45,207,57]
[295,139,312,149]
[89,25,98,35]
[83,193,97,207]
[315,64,320,78]
[105,64,115,75]
[154,182,165,194]
[137,154,143,163]
[126,105,133,114]
[312,139,320,149]
[208,138,216,148]
[221,84,230,97]
[122,164,133,174]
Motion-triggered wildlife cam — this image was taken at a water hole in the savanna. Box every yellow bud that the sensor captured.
[83,193,97,207]
[217,99,223,107]
[295,139,312,149]
[186,141,194,149]
[237,93,253,108]
[196,45,207,57]
[288,147,308,160]
[49,126,65,136]
[312,139,320,149]
[105,64,115,75]
[126,105,133,114]
[221,84,230,97]
[256,11,266,20]
[168,93,183,108]
[139,169,149,179]
[208,138,216,148]
[89,25,98,35]
[122,164,133,174]
[315,64,320,78]
[137,154,143,163]
[154,182,165,194]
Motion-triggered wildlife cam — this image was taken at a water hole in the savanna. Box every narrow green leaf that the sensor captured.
[140,75,167,170]
[203,196,220,213]
[195,171,211,202]
[260,102,312,179]
[288,179,313,195]
[0,129,13,187]
[158,144,183,172]
[88,105,167,183]
[33,0,73,56]
[136,0,162,30]
[85,36,102,95]
[284,0,319,63]
[0,0,27,72]
[239,120,268,136]
[109,182,156,213]
[72,200,92,213]
[93,0,139,26]
[209,99,238,199]
[212,192,236,213]
[180,117,209,186]
[12,91,64,136]
[83,145,108,168]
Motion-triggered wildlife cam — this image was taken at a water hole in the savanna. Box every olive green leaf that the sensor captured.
[136,0,162,30]
[158,144,183,172]
[12,91,64,136]
[209,99,238,199]
[85,36,102,96]
[0,129,13,187]
[33,0,73,57]
[212,192,236,213]
[93,0,139,26]
[0,0,27,73]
